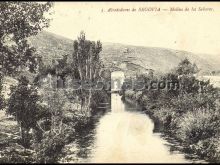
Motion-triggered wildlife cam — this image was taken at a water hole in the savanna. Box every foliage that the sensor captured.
[123,58,220,162]
[176,109,220,144]
[0,2,53,76]
[72,31,102,81]
[90,90,110,115]
[0,3,110,163]
[33,89,89,163]
[175,58,199,76]
[0,143,34,163]
[190,137,220,162]
[1,2,53,150]
[7,76,41,147]
[33,130,66,163]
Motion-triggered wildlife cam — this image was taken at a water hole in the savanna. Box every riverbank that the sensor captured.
[58,93,111,163]
[0,82,111,163]
[123,90,220,163]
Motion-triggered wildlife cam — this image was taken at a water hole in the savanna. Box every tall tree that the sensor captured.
[1,2,53,146]
[72,32,103,112]
[0,2,53,76]
[7,76,40,147]
[72,31,102,81]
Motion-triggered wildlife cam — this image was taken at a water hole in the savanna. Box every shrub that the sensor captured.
[0,143,34,163]
[136,91,143,101]
[33,131,66,163]
[153,107,179,130]
[124,90,135,100]
[122,58,220,162]
[176,109,220,144]
[190,137,220,162]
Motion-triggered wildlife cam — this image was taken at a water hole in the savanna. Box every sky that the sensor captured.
[46,2,220,56]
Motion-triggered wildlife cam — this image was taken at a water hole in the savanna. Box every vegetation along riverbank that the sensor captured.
[0,2,110,163]
[122,58,220,163]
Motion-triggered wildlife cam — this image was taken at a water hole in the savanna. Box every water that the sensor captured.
[90,93,190,163]
[62,93,206,163]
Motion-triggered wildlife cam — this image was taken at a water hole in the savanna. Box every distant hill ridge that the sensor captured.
[28,31,220,75]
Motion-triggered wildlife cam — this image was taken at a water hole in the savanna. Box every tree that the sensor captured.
[72,31,103,112]
[0,2,53,76]
[176,58,199,76]
[72,31,102,81]
[7,76,40,147]
[33,90,68,163]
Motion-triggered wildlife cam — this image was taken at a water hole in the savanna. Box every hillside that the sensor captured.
[101,43,220,75]
[29,31,73,65]
[29,31,220,75]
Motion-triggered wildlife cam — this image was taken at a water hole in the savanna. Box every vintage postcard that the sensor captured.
[0,1,220,163]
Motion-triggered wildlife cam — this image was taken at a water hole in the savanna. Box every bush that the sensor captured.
[190,137,220,162]
[33,131,66,163]
[153,107,179,130]
[0,143,34,163]
[136,91,143,102]
[122,58,220,162]
[176,109,220,144]
[90,90,110,115]
[124,90,136,100]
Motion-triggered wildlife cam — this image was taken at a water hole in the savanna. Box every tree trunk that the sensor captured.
[85,59,88,79]
[87,89,92,113]
[20,123,30,148]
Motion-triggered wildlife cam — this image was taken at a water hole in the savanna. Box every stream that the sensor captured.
[62,93,207,163]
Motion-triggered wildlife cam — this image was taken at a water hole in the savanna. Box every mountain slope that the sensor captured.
[29,31,220,75]
[29,31,73,65]
[101,43,219,74]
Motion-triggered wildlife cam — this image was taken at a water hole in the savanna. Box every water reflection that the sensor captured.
[111,93,125,113]
[63,93,205,163]
[91,93,190,163]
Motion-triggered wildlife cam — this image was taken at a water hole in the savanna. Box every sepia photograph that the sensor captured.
[0,1,220,163]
